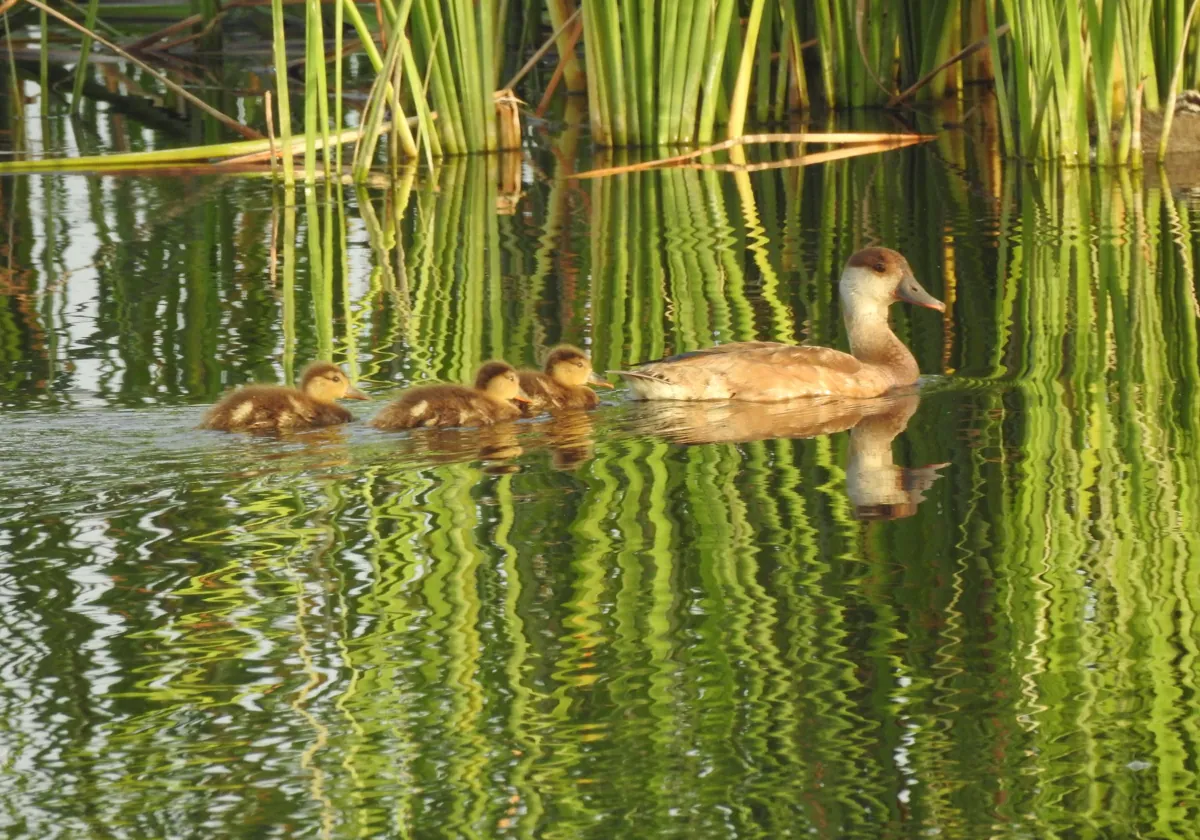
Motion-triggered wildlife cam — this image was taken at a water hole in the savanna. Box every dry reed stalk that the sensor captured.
[573,131,936,179]
[24,0,261,139]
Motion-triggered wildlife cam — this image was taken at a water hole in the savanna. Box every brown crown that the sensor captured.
[299,361,345,386]
[544,344,589,371]
[845,247,907,274]
[474,360,517,390]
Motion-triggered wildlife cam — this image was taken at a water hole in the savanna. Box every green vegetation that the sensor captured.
[11,0,1200,168]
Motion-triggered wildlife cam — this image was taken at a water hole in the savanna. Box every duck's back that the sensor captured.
[201,386,352,432]
[372,384,520,430]
[620,341,891,401]
[518,371,600,414]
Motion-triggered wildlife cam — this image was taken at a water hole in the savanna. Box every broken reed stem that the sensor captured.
[572,131,936,179]
[683,137,933,172]
[503,6,582,92]
[265,90,278,179]
[536,18,584,117]
[888,23,1011,106]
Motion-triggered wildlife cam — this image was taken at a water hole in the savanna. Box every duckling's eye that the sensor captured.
[873,262,886,273]
[575,361,584,368]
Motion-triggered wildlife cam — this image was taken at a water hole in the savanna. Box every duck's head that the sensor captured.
[475,360,531,404]
[840,247,944,314]
[544,345,614,389]
[300,362,369,403]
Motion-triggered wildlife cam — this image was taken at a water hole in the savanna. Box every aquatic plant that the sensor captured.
[11,0,1200,169]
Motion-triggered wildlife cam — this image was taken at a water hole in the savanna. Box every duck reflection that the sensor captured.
[628,393,944,520]
[533,410,596,470]
[370,411,602,473]
[384,423,526,473]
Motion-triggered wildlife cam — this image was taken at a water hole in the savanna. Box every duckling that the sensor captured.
[370,361,530,430]
[200,361,369,432]
[517,344,613,415]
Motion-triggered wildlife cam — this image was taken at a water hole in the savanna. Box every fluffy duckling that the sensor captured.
[517,345,613,415]
[200,361,368,433]
[371,361,530,430]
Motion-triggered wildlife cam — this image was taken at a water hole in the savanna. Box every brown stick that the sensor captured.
[683,137,933,173]
[887,24,1011,107]
[126,0,277,51]
[503,7,581,92]
[536,18,583,117]
[153,16,225,53]
[265,90,278,180]
[572,131,936,179]
[126,13,204,51]
[24,0,263,140]
[374,0,388,53]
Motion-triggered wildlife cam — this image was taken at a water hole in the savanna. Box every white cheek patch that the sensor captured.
[409,400,428,419]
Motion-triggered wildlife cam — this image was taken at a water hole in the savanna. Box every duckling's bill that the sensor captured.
[588,372,614,388]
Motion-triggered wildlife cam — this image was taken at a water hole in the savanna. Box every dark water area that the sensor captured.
[3,88,1200,838]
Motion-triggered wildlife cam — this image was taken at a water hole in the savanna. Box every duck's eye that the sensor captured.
[575,361,584,368]
[873,262,886,273]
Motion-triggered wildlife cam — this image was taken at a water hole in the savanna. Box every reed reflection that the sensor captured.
[628,393,944,519]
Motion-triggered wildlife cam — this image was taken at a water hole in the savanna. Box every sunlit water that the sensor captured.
[4,98,1200,838]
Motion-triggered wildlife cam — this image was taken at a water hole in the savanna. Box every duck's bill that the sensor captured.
[588,372,615,389]
[513,391,532,404]
[895,273,946,312]
[345,386,370,400]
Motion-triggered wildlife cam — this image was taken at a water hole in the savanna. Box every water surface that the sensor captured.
[3,104,1200,838]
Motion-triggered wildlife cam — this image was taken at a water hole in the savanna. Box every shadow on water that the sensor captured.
[4,90,1200,837]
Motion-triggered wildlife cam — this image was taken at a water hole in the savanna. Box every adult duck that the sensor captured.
[371,361,530,430]
[200,361,368,432]
[615,247,943,401]
[517,344,613,415]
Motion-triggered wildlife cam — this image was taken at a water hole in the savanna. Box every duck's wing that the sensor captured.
[618,342,879,401]
[518,370,562,412]
[201,386,300,431]
[373,385,520,429]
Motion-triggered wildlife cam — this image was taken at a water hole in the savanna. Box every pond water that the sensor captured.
[4,99,1200,838]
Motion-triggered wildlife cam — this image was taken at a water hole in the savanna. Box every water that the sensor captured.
[3,108,1200,838]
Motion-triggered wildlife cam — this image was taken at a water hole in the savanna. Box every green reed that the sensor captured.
[18,0,1200,168]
